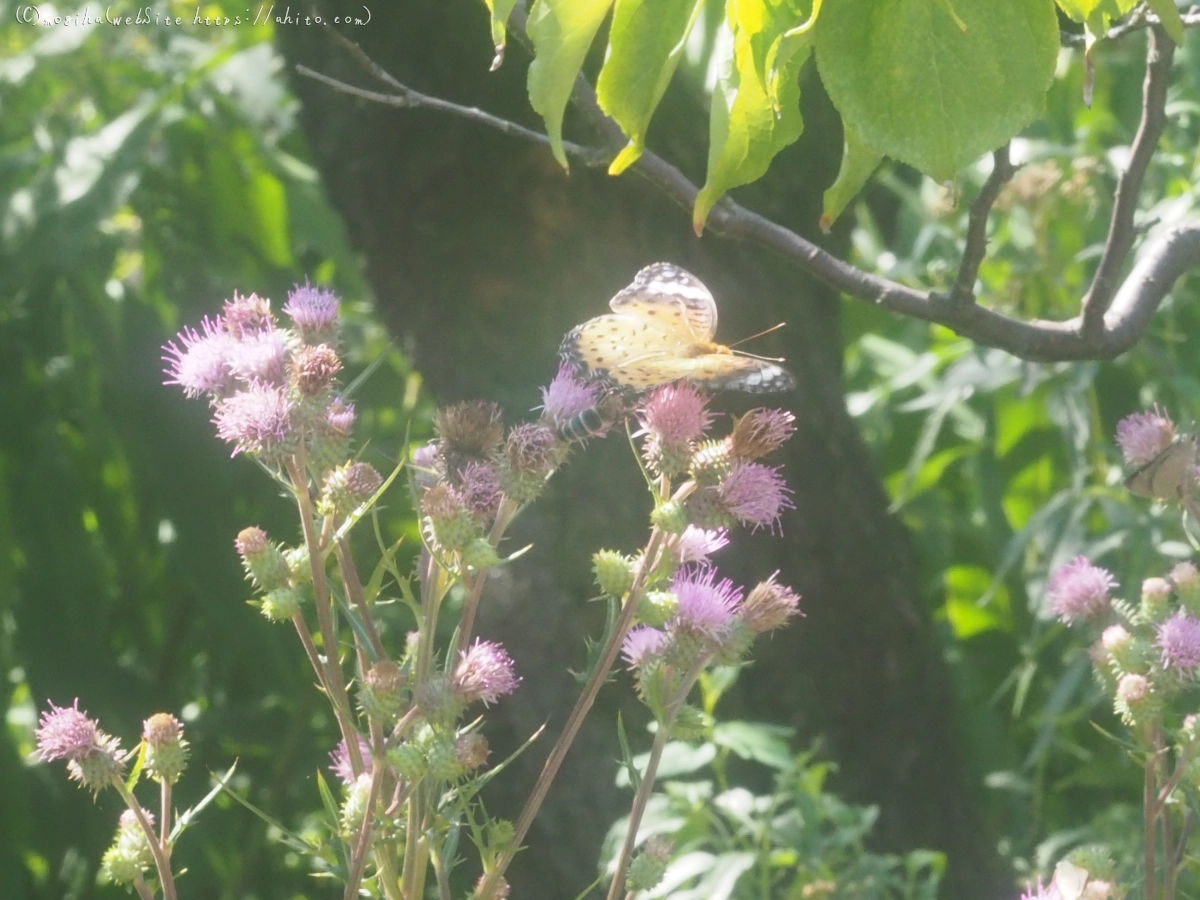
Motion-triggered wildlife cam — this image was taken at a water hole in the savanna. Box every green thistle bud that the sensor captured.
[142,713,188,785]
[685,487,734,530]
[1173,563,1200,615]
[285,545,312,585]
[487,819,515,851]
[637,590,678,628]
[319,461,384,518]
[626,835,674,892]
[427,734,464,781]
[340,773,372,835]
[690,439,733,486]
[669,704,709,741]
[359,660,407,722]
[421,484,480,552]
[1142,577,1173,623]
[99,811,154,886]
[650,500,689,535]
[389,741,428,782]
[462,537,501,571]
[456,732,489,770]
[236,527,290,591]
[593,550,637,598]
[260,586,303,622]
[416,677,463,725]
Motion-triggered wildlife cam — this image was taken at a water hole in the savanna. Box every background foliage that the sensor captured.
[2,1,1199,898]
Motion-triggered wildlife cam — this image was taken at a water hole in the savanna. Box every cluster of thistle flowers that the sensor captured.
[34,704,188,891]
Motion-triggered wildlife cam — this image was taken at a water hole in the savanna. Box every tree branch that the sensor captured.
[293,9,1200,364]
[1061,5,1200,46]
[1081,25,1175,337]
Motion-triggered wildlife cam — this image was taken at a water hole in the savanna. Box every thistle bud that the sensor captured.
[456,732,489,770]
[421,484,480,552]
[689,439,733,486]
[389,741,428,782]
[462,537,501,571]
[427,734,464,781]
[436,401,504,473]
[686,486,734,530]
[292,343,342,396]
[360,660,407,722]
[627,834,674,892]
[320,461,384,517]
[637,590,677,629]
[1142,577,1173,623]
[142,713,188,785]
[99,810,154,886]
[1173,563,1200,613]
[340,772,373,835]
[500,423,559,503]
[651,500,689,535]
[416,676,462,724]
[236,527,290,591]
[669,704,709,741]
[285,545,312,585]
[260,586,303,622]
[593,550,637,598]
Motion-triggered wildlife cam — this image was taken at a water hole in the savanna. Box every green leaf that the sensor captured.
[596,0,707,175]
[815,0,1059,181]
[712,721,795,769]
[1054,0,1135,27]
[1144,0,1185,43]
[694,1,812,233]
[527,0,616,170]
[484,0,521,53]
[820,122,883,232]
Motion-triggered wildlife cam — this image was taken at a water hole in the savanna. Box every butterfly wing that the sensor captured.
[1125,436,1197,499]
[560,313,695,391]
[644,353,797,394]
[608,262,718,342]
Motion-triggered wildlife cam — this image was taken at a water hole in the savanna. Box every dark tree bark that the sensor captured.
[278,3,1011,897]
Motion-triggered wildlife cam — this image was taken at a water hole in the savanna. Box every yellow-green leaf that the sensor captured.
[816,0,1059,181]
[693,0,811,233]
[1054,0,1135,26]
[484,0,521,57]
[1144,0,1185,43]
[596,0,707,175]
[820,122,883,232]
[527,0,615,170]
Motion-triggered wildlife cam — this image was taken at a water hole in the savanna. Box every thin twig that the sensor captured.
[1061,6,1200,46]
[950,144,1016,303]
[296,13,1200,363]
[1081,25,1176,337]
[344,749,384,900]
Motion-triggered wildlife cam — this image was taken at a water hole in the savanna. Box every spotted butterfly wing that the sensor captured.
[560,263,795,394]
[1125,435,1197,500]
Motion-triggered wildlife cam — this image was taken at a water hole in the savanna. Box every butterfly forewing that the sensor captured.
[1125,436,1197,500]
[561,263,794,395]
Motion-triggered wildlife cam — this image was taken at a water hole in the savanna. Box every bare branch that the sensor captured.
[295,11,1200,364]
[950,144,1016,304]
[1081,25,1176,337]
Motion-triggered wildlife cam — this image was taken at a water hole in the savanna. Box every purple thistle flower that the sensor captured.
[213,383,295,457]
[452,640,520,706]
[1116,406,1176,466]
[622,626,667,669]
[459,461,503,521]
[162,316,238,398]
[674,526,729,565]
[1020,878,1062,900]
[1047,556,1116,624]
[718,463,794,532]
[637,382,713,447]
[729,408,796,460]
[325,397,355,437]
[221,292,274,337]
[228,329,290,387]
[34,700,100,762]
[1158,612,1200,671]
[329,735,372,784]
[284,282,340,334]
[540,363,600,426]
[672,566,744,637]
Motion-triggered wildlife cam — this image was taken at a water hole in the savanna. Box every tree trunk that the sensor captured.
[278,4,1010,896]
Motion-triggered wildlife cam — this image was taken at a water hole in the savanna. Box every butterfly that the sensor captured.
[559,263,796,395]
[1125,435,1197,500]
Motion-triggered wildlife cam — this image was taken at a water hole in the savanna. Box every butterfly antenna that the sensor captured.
[732,349,787,363]
[728,322,786,349]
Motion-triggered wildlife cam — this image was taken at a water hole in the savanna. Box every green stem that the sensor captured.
[1146,727,1160,900]
[337,538,388,661]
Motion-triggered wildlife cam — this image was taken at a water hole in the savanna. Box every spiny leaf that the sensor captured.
[527,0,616,170]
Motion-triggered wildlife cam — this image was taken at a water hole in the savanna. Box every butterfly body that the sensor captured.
[560,263,796,395]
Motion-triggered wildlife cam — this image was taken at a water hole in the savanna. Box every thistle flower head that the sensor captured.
[142,713,183,748]
[729,408,796,460]
[637,382,712,447]
[228,328,290,387]
[740,573,802,633]
[1158,612,1200,671]
[142,713,188,784]
[222,292,274,337]
[459,461,503,521]
[213,383,295,458]
[1116,406,1176,466]
[452,639,520,706]
[1021,878,1062,900]
[501,422,560,502]
[436,401,504,466]
[1172,562,1200,593]
[718,462,793,532]
[320,461,384,517]
[162,316,238,398]
[284,282,340,335]
[325,397,356,437]
[35,700,100,762]
[292,343,342,396]
[540,363,600,426]
[1116,672,1149,704]
[622,626,667,669]
[235,526,269,557]
[672,566,744,638]
[329,735,372,784]
[1047,556,1116,624]
[674,526,729,565]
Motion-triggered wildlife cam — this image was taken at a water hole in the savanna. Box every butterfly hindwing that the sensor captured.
[1125,436,1197,499]
[561,263,794,395]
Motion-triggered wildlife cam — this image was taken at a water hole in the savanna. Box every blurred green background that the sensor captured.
[3,2,1200,898]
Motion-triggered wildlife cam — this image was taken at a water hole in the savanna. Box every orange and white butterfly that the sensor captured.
[559,263,796,394]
